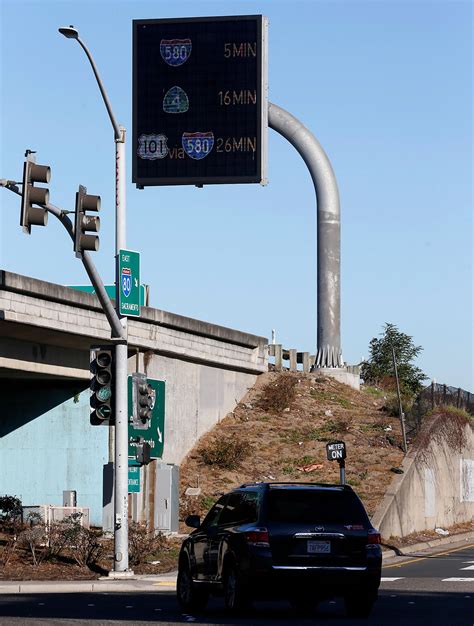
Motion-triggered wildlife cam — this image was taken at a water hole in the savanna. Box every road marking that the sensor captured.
[87,604,95,607]
[460,565,474,570]
[154,581,176,585]
[384,543,474,569]
[442,578,474,582]
[381,577,404,581]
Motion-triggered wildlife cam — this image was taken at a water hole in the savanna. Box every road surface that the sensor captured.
[0,542,472,625]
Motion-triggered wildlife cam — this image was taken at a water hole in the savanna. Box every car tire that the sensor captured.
[223,562,251,613]
[176,560,209,612]
[344,590,377,618]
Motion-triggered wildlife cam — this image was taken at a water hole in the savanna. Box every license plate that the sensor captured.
[307,540,331,554]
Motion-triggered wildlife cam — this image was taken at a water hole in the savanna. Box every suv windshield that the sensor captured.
[267,488,369,525]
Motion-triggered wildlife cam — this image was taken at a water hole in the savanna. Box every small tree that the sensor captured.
[0,495,23,533]
[361,323,427,396]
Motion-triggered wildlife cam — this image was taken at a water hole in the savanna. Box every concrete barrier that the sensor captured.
[372,416,474,539]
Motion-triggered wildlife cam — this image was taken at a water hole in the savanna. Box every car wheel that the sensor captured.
[344,590,377,618]
[223,562,251,613]
[176,560,209,611]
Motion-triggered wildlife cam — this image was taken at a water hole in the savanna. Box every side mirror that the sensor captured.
[185,514,201,529]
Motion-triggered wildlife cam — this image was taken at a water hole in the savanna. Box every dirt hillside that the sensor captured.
[179,371,405,524]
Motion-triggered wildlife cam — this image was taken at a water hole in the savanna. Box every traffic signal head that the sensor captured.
[132,372,155,429]
[90,346,114,425]
[135,439,151,465]
[20,152,50,234]
[74,184,101,257]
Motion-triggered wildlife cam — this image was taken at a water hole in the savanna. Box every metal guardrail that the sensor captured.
[267,344,361,377]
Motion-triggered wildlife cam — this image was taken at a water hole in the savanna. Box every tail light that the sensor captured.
[367,529,381,544]
[244,528,270,547]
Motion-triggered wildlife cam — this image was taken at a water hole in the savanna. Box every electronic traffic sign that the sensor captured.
[132,15,268,187]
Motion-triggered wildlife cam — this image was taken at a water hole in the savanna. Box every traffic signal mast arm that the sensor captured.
[1,180,124,340]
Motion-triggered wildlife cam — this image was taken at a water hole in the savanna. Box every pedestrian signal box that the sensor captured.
[132,15,268,187]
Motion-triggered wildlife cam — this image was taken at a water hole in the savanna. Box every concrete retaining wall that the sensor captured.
[372,417,474,539]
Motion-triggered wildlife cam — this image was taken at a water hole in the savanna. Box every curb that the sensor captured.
[0,573,178,595]
[382,530,474,561]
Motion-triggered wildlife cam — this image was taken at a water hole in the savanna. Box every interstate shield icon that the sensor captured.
[160,39,192,66]
[121,267,132,298]
[182,132,214,160]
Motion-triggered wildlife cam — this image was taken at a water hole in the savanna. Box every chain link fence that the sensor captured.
[406,382,474,435]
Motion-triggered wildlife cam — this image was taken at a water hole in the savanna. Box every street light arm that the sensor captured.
[75,36,122,141]
[1,182,125,339]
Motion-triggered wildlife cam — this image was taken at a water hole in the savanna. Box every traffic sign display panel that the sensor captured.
[133,15,268,187]
[128,463,141,493]
[128,376,165,459]
[118,249,140,317]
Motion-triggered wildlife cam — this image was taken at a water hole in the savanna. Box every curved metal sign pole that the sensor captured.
[268,102,342,369]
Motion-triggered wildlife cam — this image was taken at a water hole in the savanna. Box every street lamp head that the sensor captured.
[58,25,79,39]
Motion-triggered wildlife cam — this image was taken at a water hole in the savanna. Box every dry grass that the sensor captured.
[179,372,405,524]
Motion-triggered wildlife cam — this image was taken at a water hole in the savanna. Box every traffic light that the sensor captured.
[74,184,100,257]
[135,438,151,465]
[131,372,155,429]
[90,346,114,425]
[20,150,49,234]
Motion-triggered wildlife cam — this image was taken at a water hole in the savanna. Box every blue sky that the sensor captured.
[0,0,472,390]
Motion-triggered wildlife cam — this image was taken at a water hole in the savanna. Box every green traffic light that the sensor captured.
[96,405,112,419]
[96,385,112,402]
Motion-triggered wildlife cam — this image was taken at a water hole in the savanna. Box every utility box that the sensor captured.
[155,463,179,533]
[63,490,77,507]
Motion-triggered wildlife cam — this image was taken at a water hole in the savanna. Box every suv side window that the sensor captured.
[199,495,227,530]
[219,491,258,526]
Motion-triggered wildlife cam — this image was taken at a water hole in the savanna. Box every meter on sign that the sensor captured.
[326,441,346,461]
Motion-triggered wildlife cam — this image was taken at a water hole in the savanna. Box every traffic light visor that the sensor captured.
[97,351,112,367]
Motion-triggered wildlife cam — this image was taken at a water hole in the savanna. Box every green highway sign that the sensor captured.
[128,463,141,493]
[67,283,148,306]
[128,376,165,459]
[118,249,141,317]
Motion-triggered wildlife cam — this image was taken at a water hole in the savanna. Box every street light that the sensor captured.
[59,24,131,576]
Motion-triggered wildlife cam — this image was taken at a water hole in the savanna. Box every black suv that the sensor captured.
[177,482,382,617]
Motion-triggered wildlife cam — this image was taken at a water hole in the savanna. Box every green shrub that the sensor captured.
[0,495,23,532]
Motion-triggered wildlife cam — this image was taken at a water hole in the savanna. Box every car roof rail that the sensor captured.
[238,481,350,490]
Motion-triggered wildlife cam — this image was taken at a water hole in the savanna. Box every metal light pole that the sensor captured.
[268,103,342,368]
[391,344,408,453]
[59,25,131,574]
